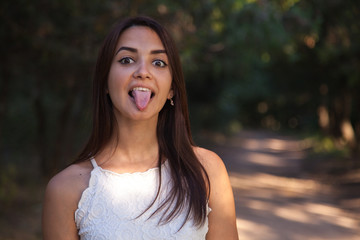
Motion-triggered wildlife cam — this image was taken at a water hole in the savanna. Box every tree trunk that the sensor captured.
[330,90,358,169]
[339,93,356,148]
[317,105,330,133]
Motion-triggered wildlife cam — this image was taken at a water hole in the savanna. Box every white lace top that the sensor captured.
[74,158,210,240]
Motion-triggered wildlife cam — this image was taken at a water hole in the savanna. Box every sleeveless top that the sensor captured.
[74,158,210,240]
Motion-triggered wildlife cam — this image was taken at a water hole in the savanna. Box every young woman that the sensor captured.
[42,16,238,240]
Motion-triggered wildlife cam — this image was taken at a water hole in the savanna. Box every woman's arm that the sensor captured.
[42,164,89,240]
[195,147,239,240]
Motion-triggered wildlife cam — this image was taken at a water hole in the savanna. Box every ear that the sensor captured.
[167,89,174,99]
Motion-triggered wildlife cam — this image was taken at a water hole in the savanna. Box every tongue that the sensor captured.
[132,90,151,111]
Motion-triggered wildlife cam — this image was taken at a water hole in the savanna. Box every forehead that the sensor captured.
[116,26,165,50]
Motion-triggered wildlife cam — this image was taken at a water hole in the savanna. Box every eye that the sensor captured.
[119,57,134,64]
[152,59,167,68]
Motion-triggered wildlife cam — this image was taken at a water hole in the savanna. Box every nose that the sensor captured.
[133,60,152,79]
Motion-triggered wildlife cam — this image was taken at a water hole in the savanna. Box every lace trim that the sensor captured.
[74,161,167,226]
[74,167,98,228]
[97,164,160,177]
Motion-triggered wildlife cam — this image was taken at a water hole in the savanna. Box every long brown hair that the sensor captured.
[75,16,210,227]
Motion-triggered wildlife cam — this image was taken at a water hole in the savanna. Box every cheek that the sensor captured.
[162,72,172,92]
[107,67,128,93]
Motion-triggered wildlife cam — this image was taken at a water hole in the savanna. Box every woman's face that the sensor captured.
[107,26,173,122]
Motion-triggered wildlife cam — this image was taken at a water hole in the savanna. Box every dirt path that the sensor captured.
[201,130,360,240]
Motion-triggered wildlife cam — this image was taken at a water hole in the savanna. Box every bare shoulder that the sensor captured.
[42,161,93,240]
[193,146,239,239]
[44,161,93,212]
[193,146,227,176]
[46,161,92,192]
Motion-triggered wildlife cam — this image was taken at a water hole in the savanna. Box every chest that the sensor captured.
[75,167,209,240]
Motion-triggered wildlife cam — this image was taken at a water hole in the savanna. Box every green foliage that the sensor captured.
[301,132,354,175]
[1,0,359,175]
[308,134,350,157]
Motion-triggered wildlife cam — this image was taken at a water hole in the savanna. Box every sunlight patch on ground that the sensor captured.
[245,153,286,167]
[236,218,277,239]
[304,203,359,229]
[238,138,311,152]
[273,206,312,224]
[246,200,271,211]
[230,173,325,195]
[305,203,342,216]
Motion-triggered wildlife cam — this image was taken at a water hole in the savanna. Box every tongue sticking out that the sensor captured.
[132,90,151,111]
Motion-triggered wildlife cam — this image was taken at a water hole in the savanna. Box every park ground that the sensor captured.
[200,130,360,240]
[1,130,359,239]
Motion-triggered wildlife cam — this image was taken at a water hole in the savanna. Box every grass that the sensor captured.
[299,132,355,176]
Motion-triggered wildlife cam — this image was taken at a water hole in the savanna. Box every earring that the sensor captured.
[170,98,174,106]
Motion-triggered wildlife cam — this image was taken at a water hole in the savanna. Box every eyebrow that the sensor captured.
[115,46,167,55]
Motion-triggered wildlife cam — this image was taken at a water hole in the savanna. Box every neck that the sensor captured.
[99,116,160,166]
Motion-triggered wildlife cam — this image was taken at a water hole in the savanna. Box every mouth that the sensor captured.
[128,87,155,111]
[128,87,155,98]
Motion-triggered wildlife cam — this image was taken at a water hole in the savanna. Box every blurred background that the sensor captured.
[0,0,359,239]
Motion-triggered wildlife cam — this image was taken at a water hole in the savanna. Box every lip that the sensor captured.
[128,85,156,98]
[131,87,151,92]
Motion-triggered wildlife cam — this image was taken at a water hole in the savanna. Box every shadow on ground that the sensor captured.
[200,130,360,240]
